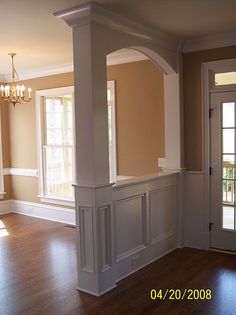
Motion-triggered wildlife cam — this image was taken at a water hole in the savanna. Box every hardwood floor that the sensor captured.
[1,213,236,315]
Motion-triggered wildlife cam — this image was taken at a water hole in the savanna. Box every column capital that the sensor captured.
[53,1,109,28]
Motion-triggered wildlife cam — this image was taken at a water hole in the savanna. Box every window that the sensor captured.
[215,71,236,86]
[36,83,116,206]
[36,87,75,206]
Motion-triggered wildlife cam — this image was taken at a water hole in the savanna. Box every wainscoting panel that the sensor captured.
[98,205,112,272]
[184,172,209,249]
[149,186,175,245]
[79,206,94,273]
[113,173,179,281]
[114,194,146,262]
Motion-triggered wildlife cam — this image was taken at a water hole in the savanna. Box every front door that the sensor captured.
[210,91,236,251]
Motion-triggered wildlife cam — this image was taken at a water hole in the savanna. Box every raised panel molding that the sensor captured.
[114,194,147,262]
[149,185,175,245]
[98,205,112,272]
[78,206,95,274]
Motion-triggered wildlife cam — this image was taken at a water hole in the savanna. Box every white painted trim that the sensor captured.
[107,80,117,183]
[79,206,95,274]
[196,58,236,251]
[0,199,75,225]
[36,86,75,202]
[54,2,180,53]
[117,175,135,180]
[114,193,147,262]
[114,171,180,189]
[1,30,235,82]
[77,285,117,297]
[38,195,75,207]
[3,168,38,177]
[107,49,148,66]
[36,86,74,97]
[0,199,13,215]
[98,205,112,272]
[116,246,177,283]
[183,31,236,53]
[0,110,4,195]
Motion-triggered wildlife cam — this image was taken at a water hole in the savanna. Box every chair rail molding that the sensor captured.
[3,168,39,177]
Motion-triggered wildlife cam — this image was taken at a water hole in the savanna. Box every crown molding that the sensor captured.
[183,30,236,53]
[1,63,74,83]
[0,49,149,82]
[54,1,180,53]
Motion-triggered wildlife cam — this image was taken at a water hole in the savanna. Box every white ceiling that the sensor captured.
[1,0,236,81]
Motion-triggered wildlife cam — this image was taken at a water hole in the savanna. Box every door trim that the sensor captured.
[202,58,236,250]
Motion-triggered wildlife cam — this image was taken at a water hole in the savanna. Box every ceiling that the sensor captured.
[1,0,236,81]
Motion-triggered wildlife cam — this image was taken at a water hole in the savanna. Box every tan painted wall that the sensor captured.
[1,60,164,202]
[107,60,165,176]
[183,45,236,171]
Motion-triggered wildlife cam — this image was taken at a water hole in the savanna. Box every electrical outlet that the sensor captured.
[158,157,166,169]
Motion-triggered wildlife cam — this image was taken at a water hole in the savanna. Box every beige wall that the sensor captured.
[107,60,165,176]
[183,45,236,171]
[1,60,165,202]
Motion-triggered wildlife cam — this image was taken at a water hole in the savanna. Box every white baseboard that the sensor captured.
[0,199,13,215]
[77,284,117,297]
[116,246,177,283]
[0,199,75,225]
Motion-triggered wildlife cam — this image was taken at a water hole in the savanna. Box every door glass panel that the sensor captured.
[222,102,235,127]
[223,206,235,230]
[223,129,234,153]
[223,180,235,204]
[222,102,236,230]
[223,155,235,179]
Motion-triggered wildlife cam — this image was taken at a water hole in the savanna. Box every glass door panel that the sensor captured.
[222,102,236,230]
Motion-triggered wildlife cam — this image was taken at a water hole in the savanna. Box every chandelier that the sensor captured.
[0,53,32,107]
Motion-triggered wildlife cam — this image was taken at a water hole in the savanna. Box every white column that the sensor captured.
[56,10,116,296]
[164,73,181,170]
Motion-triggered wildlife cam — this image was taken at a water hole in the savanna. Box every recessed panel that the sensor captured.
[114,195,146,261]
[149,187,175,244]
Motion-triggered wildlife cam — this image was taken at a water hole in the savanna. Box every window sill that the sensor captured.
[38,195,75,207]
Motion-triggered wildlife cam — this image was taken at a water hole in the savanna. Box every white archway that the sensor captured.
[55,1,181,296]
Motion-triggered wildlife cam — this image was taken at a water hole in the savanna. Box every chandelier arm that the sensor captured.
[1,53,31,106]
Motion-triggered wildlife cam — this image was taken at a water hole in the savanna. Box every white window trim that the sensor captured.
[107,80,117,182]
[36,86,75,207]
[0,112,5,198]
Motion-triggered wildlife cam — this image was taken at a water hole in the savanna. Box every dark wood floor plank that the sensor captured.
[1,213,236,315]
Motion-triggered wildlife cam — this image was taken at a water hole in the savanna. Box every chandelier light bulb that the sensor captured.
[0,53,32,107]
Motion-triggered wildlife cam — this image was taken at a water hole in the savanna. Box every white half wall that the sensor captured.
[113,173,180,281]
